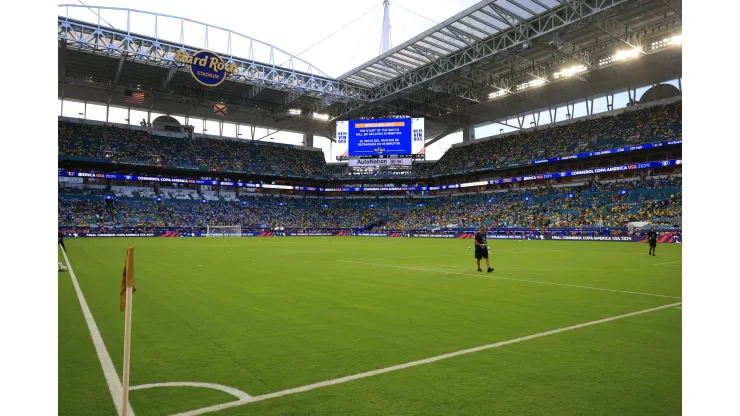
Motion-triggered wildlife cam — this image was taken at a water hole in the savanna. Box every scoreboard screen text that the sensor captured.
[336,118,424,158]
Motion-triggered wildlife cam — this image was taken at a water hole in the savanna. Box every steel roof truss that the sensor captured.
[331,0,629,119]
[453,19,491,39]
[423,35,461,53]
[58,18,371,102]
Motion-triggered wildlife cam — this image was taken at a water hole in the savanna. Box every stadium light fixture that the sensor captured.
[516,78,546,92]
[599,48,640,66]
[553,65,587,80]
[650,34,682,51]
[488,89,509,100]
[312,113,329,121]
[289,109,301,116]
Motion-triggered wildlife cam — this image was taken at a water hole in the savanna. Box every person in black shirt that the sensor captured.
[58,230,67,253]
[474,226,494,272]
[646,227,657,256]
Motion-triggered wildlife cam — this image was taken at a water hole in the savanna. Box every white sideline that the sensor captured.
[170,302,681,416]
[337,260,681,299]
[60,246,135,416]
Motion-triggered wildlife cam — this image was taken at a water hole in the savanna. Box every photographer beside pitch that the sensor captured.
[58,229,67,252]
[474,226,494,272]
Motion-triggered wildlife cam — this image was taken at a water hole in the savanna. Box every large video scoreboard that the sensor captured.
[336,117,424,161]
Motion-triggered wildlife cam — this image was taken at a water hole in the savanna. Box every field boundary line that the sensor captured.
[61,246,135,416]
[653,261,682,266]
[130,382,252,400]
[170,302,681,416]
[337,260,681,299]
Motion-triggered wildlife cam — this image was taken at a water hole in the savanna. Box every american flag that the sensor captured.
[124,89,146,104]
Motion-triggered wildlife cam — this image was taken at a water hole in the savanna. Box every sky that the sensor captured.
[58,1,681,162]
[59,0,481,78]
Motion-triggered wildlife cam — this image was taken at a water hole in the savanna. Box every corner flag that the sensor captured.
[120,245,136,416]
[120,246,136,311]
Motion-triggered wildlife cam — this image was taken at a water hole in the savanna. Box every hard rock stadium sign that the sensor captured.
[175,50,238,87]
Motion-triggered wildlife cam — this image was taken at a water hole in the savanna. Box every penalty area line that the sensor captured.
[60,246,135,416]
[337,260,681,299]
[170,301,681,416]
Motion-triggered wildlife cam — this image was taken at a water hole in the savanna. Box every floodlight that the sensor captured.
[553,64,587,79]
[516,79,547,91]
[488,90,509,100]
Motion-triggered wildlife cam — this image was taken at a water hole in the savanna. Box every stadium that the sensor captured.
[58,1,682,415]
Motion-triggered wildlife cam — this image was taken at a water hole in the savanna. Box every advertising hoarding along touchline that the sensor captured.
[59,159,680,193]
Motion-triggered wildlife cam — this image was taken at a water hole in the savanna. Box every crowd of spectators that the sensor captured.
[59,176,681,231]
[58,122,326,177]
[59,101,681,178]
[415,101,681,176]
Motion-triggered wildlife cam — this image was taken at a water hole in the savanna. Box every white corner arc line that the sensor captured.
[337,260,681,299]
[170,301,682,416]
[130,382,252,401]
[653,261,682,266]
[60,246,135,416]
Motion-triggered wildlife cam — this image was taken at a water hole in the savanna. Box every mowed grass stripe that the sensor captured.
[338,259,680,299]
[59,237,682,415]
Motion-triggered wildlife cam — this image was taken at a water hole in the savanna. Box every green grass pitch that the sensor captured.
[58,237,681,416]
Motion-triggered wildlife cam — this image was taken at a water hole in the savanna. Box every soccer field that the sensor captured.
[58,237,682,416]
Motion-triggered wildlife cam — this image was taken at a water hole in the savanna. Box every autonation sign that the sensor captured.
[349,158,412,167]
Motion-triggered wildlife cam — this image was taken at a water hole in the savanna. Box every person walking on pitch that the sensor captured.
[647,227,658,256]
[474,226,494,272]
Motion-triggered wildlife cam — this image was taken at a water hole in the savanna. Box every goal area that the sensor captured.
[206,225,242,237]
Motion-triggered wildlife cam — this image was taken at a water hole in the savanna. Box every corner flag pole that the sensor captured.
[120,246,136,416]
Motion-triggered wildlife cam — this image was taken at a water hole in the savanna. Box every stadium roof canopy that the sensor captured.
[58,0,681,141]
[341,0,569,88]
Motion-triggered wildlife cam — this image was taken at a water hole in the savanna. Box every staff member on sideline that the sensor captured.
[474,225,494,273]
[58,229,67,252]
[646,227,657,256]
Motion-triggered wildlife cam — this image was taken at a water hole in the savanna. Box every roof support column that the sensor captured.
[462,125,475,143]
[303,132,314,148]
